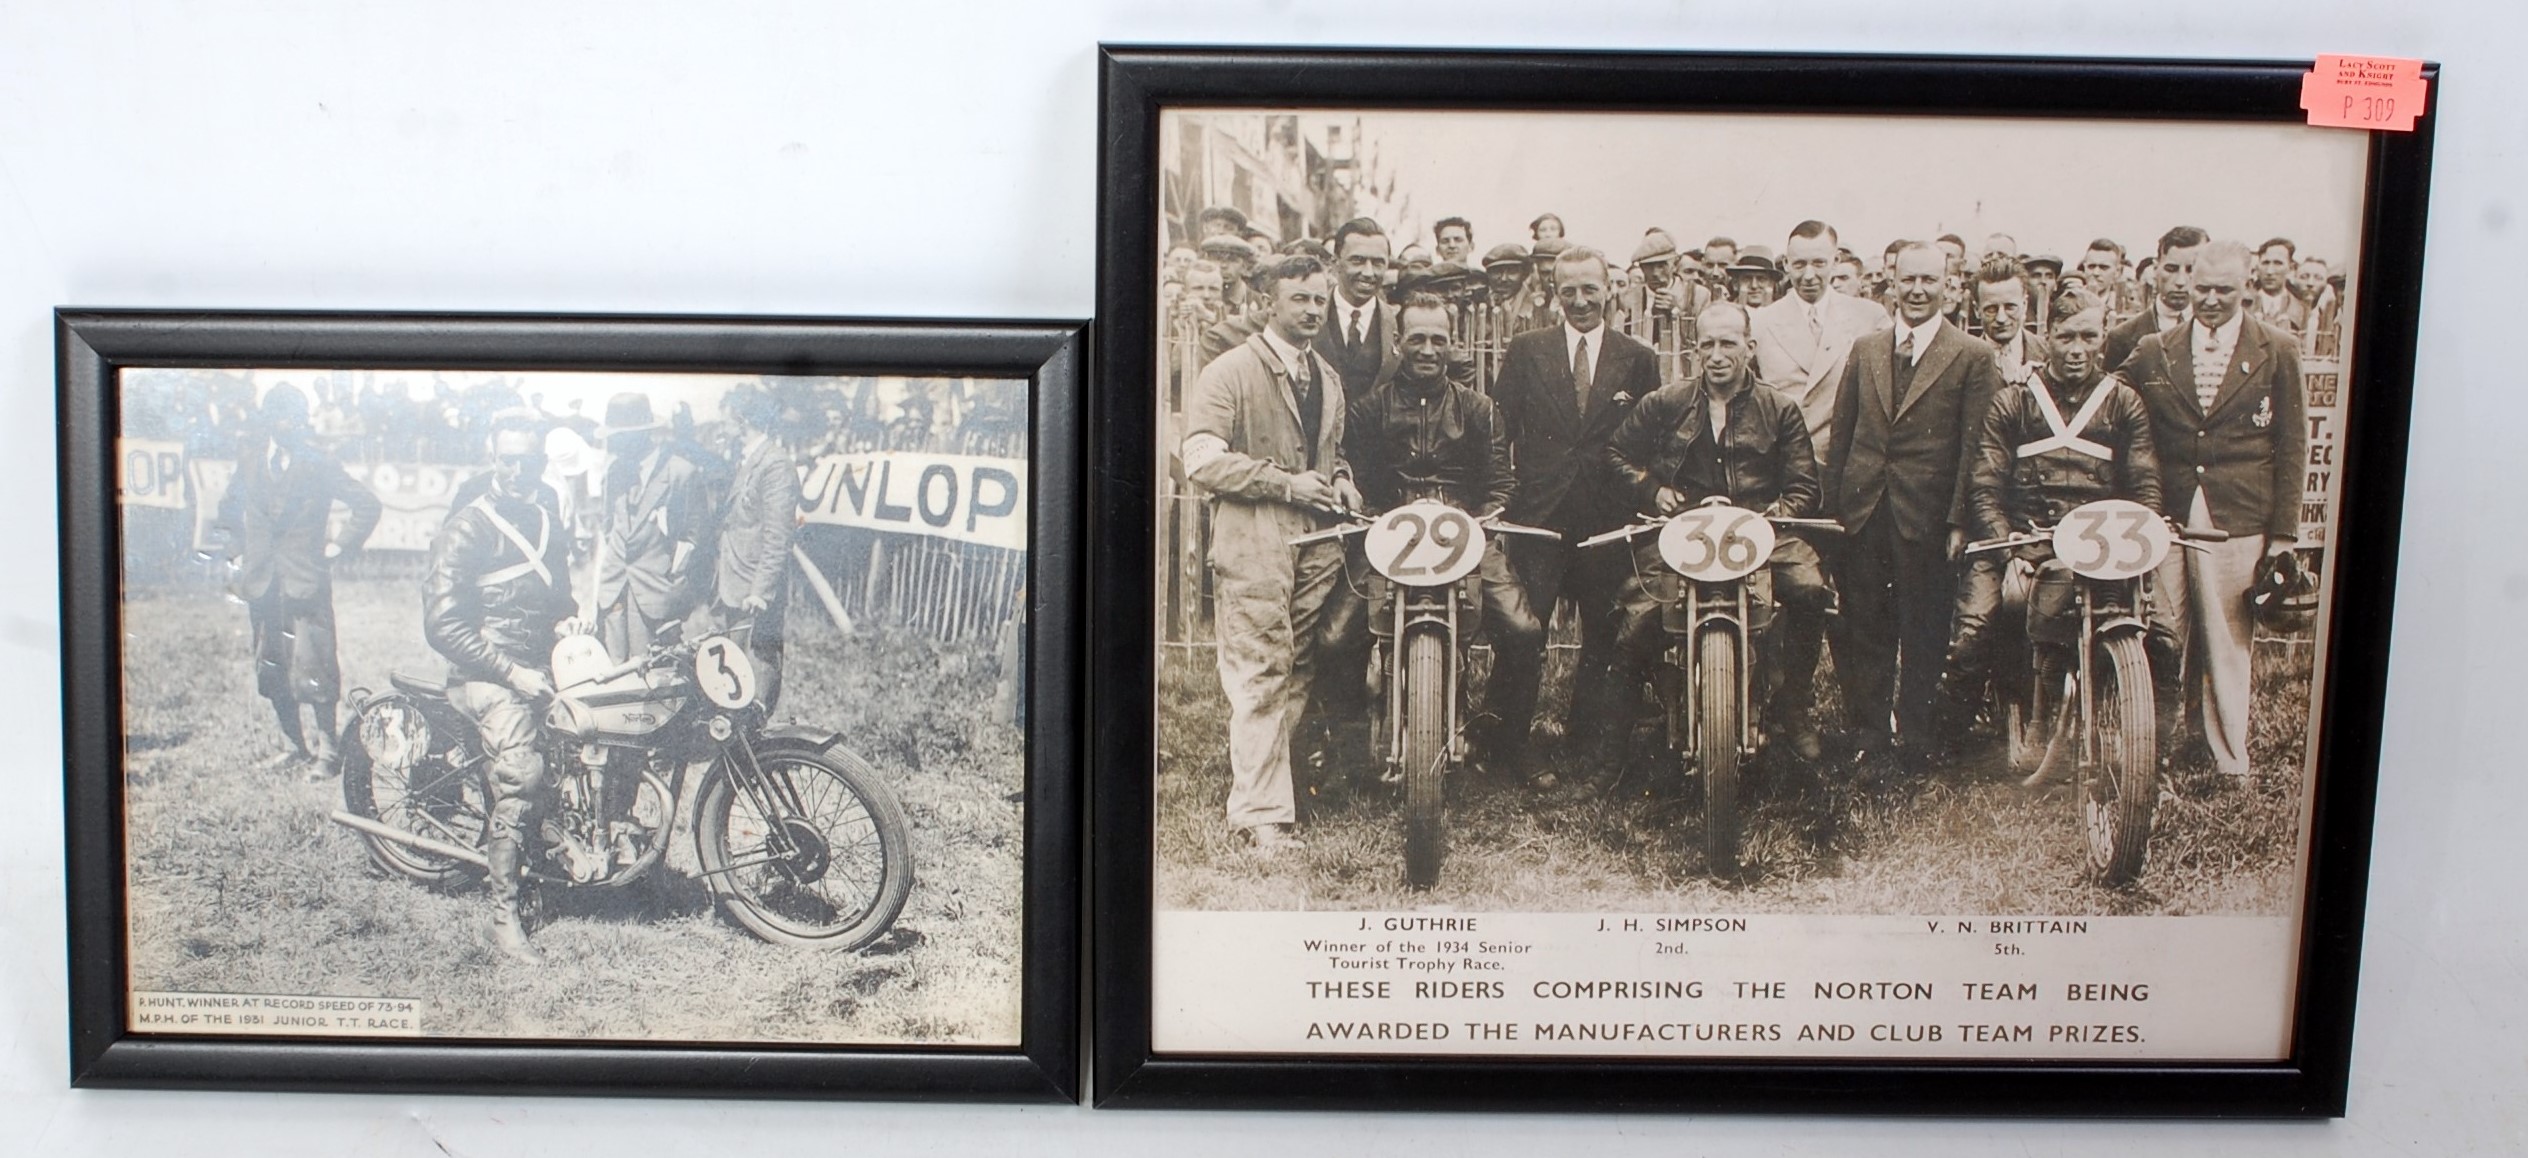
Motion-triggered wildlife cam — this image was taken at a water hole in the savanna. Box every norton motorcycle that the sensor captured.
[331,623,914,949]
[1293,499,1557,889]
[1962,497,2225,887]
[1581,498,1841,879]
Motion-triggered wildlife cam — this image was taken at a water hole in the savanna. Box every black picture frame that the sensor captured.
[1089,45,2434,1115]
[61,310,1083,1102]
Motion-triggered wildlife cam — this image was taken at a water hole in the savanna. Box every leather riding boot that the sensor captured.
[484,835,544,966]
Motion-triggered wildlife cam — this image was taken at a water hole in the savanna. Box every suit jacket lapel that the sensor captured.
[1584,332,1632,424]
[1542,330,1582,431]
[2166,325,2205,419]
[1868,332,1897,421]
[1896,321,1962,418]
[2204,321,2267,423]
[1246,334,1305,429]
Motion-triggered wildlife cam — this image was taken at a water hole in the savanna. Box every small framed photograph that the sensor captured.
[62,311,1081,1100]
[1091,46,2433,1114]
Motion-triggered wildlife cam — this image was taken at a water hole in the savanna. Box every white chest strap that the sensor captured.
[2016,380,2116,460]
[472,497,555,589]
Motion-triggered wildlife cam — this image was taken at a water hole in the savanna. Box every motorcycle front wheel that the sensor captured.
[2080,634,2159,887]
[339,693,486,887]
[1399,627,1449,890]
[695,745,913,950]
[1696,625,1743,881]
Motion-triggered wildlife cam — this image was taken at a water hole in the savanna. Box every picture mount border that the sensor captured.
[61,309,1086,1103]
[1088,44,2435,1116]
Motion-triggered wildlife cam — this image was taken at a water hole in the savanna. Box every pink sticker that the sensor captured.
[2300,55,2428,132]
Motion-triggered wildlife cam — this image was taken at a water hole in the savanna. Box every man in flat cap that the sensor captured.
[594,391,718,663]
[1196,205,1250,242]
[214,383,381,778]
[2023,254,2065,333]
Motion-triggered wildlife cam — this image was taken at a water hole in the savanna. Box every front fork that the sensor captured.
[712,728,809,870]
[1380,584,1463,772]
[1664,579,1753,757]
[2069,572,2153,773]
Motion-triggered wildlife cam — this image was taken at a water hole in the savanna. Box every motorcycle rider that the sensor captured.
[424,414,578,964]
[1944,288,2164,782]
[1604,300,1831,761]
[1338,292,1543,777]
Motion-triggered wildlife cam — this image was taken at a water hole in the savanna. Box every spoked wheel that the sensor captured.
[339,693,486,886]
[1399,629,1449,890]
[2079,634,2159,886]
[1696,626,1743,880]
[696,745,913,950]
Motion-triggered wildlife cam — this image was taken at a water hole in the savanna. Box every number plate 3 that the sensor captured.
[1363,501,1487,587]
[694,637,759,710]
[1656,504,1775,582]
[2050,498,2172,580]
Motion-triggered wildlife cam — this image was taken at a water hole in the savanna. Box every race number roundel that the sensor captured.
[1362,501,1488,587]
[693,637,759,710]
[1657,504,1775,582]
[2050,498,2173,580]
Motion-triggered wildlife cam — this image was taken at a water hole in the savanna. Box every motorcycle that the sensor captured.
[1962,498,2225,887]
[1293,499,1558,889]
[330,623,914,950]
[1580,498,1842,879]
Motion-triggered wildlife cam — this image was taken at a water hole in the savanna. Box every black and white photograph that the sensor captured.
[109,362,1032,1049]
[1144,105,2372,1061]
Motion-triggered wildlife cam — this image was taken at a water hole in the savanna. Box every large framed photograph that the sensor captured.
[62,311,1081,1101]
[1091,48,2433,1113]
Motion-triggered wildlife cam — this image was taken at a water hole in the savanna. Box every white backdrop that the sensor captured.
[0,2,2514,1154]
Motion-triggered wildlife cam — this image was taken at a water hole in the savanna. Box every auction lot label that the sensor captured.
[130,991,425,1038]
[1153,911,2295,1060]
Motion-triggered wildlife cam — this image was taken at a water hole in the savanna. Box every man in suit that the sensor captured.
[1491,246,1661,788]
[1824,242,2002,774]
[703,383,806,715]
[215,383,382,778]
[2249,238,2314,338]
[1182,254,1360,855]
[1753,220,1892,467]
[2118,241,2306,780]
[2104,226,2209,371]
[593,392,717,662]
[1974,255,2050,387]
[1322,217,1400,398]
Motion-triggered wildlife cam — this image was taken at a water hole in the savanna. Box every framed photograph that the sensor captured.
[62,311,1081,1101]
[1091,47,2433,1113]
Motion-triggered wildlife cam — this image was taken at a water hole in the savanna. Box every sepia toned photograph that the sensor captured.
[1143,103,2372,1062]
[111,362,1032,1048]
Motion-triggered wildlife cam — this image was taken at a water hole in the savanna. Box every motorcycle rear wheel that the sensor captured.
[339,693,486,887]
[696,745,913,950]
[2080,634,2159,887]
[1696,626,1743,881]
[1400,628,1449,890]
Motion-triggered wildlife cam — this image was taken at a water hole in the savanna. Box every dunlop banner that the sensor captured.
[797,452,1027,553]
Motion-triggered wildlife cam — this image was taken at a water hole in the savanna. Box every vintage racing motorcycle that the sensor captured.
[1581,498,1841,879]
[330,623,914,949]
[1295,500,1557,889]
[1962,497,2225,887]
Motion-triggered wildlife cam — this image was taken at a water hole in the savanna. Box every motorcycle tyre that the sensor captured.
[2081,634,2159,887]
[339,693,484,888]
[695,745,913,951]
[1697,625,1743,881]
[1400,628,1448,890]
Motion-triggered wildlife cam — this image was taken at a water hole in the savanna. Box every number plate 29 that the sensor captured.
[2050,498,2172,580]
[1657,504,1775,582]
[694,637,759,710]
[1363,501,1488,587]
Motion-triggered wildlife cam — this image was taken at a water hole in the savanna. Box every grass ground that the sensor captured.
[120,575,1025,1046]
[1156,637,2313,916]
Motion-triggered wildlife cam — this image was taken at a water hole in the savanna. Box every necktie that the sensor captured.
[1349,309,1364,349]
[1807,304,1824,349]
[1572,334,1593,411]
[1897,328,1914,366]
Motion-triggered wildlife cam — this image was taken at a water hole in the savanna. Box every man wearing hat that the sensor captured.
[1195,205,1249,243]
[213,383,382,778]
[704,383,808,714]
[1199,232,1260,319]
[594,391,718,662]
[2023,254,2065,332]
[1727,247,1783,308]
[1525,238,1569,332]
[1627,228,1707,385]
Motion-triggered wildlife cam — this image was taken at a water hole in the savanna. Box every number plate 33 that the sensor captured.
[694,637,759,710]
[2050,498,2172,580]
[1363,501,1487,587]
[1657,504,1774,582]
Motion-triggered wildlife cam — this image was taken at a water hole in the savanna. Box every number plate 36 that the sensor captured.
[1363,501,1488,587]
[1657,504,1775,582]
[2050,498,2172,580]
[694,637,759,710]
